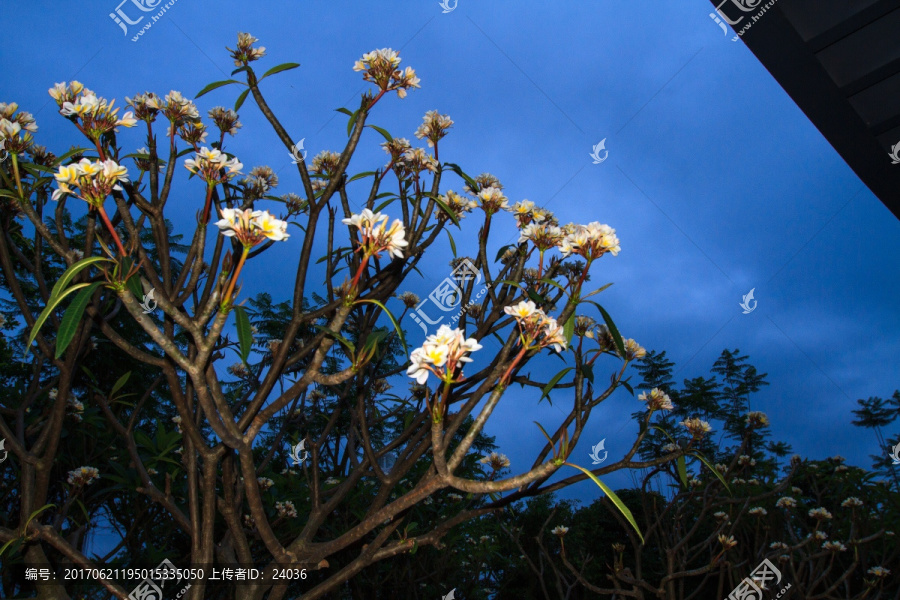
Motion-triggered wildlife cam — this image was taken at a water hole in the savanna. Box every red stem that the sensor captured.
[96,205,126,256]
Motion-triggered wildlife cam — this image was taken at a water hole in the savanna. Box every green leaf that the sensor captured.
[565,463,644,544]
[427,193,461,228]
[54,147,92,166]
[495,244,516,262]
[563,314,575,346]
[49,256,112,305]
[234,88,251,111]
[347,171,378,183]
[313,325,355,354]
[539,367,573,404]
[621,380,634,396]
[260,62,301,80]
[195,80,243,98]
[55,282,102,359]
[111,371,132,396]
[347,109,361,136]
[443,162,479,192]
[581,363,594,384]
[25,504,56,530]
[527,289,545,304]
[355,299,407,355]
[335,107,353,117]
[691,452,732,494]
[582,282,614,299]
[233,306,252,365]
[367,125,393,142]
[126,273,144,301]
[445,230,457,258]
[231,65,252,76]
[589,302,626,358]
[26,281,101,357]
[676,456,689,489]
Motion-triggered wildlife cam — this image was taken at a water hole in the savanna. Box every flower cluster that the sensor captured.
[559,222,620,260]
[438,190,478,220]
[415,110,453,147]
[868,566,890,578]
[746,411,770,428]
[67,466,100,487]
[208,106,242,137]
[479,452,511,470]
[776,496,797,509]
[228,32,266,66]
[133,147,163,173]
[257,477,274,491]
[215,209,289,246]
[808,507,833,520]
[0,102,37,154]
[464,172,503,194]
[125,92,161,122]
[748,507,767,517]
[53,158,130,206]
[620,338,646,361]
[311,150,341,176]
[381,137,412,162]
[823,541,847,552]
[680,417,712,439]
[242,165,279,200]
[718,534,737,549]
[184,147,242,185]
[840,496,863,508]
[503,300,567,353]
[518,223,563,251]
[275,500,298,518]
[396,147,438,176]
[407,325,482,385]
[342,209,408,260]
[551,526,569,537]
[67,397,85,423]
[477,186,509,215]
[638,388,674,412]
[160,90,200,124]
[353,48,420,98]
[51,84,136,139]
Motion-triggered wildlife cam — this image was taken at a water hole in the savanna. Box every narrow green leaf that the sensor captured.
[312,325,355,354]
[445,230,457,258]
[590,302,626,358]
[581,363,595,384]
[53,147,92,166]
[260,62,301,80]
[621,380,634,396]
[533,421,555,448]
[347,109,361,136]
[676,456,689,489]
[443,162,479,192]
[373,197,396,213]
[195,80,243,99]
[234,88,251,111]
[527,289,545,304]
[367,124,393,142]
[539,367,573,404]
[126,274,143,301]
[425,192,461,228]
[231,65,252,76]
[692,452,732,494]
[582,282,614,299]
[565,463,644,544]
[347,171,378,183]
[335,107,353,117]
[25,504,56,530]
[355,299,407,355]
[233,305,252,364]
[111,371,132,396]
[26,281,100,357]
[563,314,575,346]
[49,256,111,304]
[55,282,102,359]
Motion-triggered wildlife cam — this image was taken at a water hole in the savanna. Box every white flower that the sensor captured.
[808,507,832,520]
[342,209,408,259]
[681,418,712,438]
[257,477,274,491]
[822,541,846,552]
[275,500,297,518]
[776,497,796,509]
[479,452,511,470]
[638,388,674,411]
[67,466,100,486]
[841,497,863,508]
[551,526,569,537]
[748,507,767,517]
[868,566,890,578]
[406,325,482,385]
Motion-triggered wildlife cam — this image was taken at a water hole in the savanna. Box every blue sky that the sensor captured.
[3,0,899,507]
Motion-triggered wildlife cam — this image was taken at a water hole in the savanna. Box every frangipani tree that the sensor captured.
[0,34,703,600]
